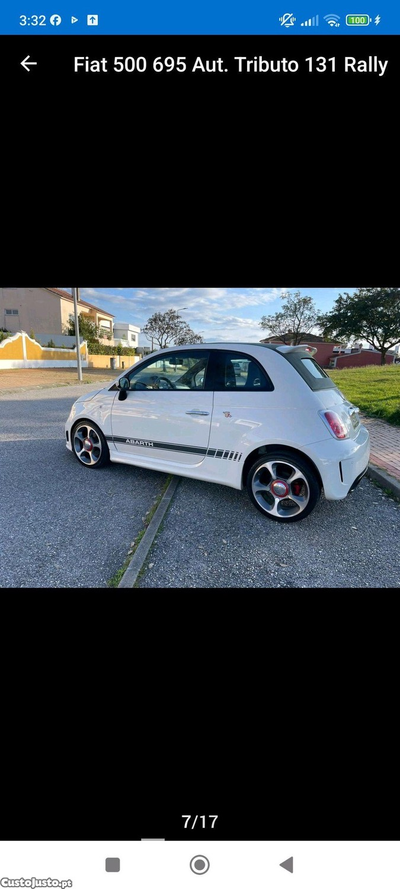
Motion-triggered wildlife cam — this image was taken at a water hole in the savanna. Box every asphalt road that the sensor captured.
[136,474,400,589]
[0,383,168,588]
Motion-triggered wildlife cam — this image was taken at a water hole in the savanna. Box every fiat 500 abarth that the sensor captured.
[65,343,370,523]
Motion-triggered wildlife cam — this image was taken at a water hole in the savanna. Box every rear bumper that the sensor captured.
[305,425,370,500]
[349,465,369,492]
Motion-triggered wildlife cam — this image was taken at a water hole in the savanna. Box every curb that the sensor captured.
[118,476,181,588]
[366,463,400,499]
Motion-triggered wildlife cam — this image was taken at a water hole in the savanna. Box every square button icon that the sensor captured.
[105,858,120,873]
[87,14,99,24]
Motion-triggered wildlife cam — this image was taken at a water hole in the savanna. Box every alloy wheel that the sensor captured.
[73,423,103,466]
[250,458,312,519]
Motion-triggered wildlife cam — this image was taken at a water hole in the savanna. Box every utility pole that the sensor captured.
[72,287,83,382]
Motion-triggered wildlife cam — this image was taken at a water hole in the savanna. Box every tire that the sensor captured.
[246,451,320,522]
[71,420,110,469]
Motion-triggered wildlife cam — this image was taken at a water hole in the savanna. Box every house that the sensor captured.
[329,346,396,368]
[113,321,140,348]
[261,331,328,346]
[260,332,396,368]
[0,287,114,340]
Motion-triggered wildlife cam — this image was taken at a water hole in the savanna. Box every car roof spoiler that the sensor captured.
[275,344,318,356]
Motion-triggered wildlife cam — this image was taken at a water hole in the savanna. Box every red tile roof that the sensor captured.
[260,332,329,343]
[45,288,114,317]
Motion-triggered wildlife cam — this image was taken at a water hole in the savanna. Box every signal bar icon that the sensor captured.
[301,14,319,25]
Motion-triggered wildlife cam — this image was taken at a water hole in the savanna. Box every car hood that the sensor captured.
[74,387,108,404]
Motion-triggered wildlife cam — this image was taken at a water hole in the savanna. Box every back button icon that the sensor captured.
[21,55,38,71]
[280,857,294,873]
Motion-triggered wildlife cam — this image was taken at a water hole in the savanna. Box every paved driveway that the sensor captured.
[0,383,168,588]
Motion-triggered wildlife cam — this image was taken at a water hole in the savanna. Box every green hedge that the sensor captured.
[87,343,137,356]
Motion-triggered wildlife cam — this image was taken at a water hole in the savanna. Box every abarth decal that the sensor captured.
[126,438,153,447]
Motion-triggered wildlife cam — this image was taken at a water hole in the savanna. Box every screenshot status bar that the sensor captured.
[1,0,400,32]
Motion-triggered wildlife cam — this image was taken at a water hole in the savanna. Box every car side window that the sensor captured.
[124,351,210,391]
[208,351,274,391]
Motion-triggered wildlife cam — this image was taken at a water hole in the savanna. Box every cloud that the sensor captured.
[75,287,283,344]
[66,287,293,316]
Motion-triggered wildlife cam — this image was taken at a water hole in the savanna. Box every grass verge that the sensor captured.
[107,475,173,587]
[369,477,400,503]
[327,364,400,426]
[0,367,118,393]
[132,518,166,588]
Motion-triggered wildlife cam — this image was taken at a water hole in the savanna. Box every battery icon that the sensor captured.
[346,13,371,24]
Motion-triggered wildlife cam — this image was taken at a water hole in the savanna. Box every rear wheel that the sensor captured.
[72,421,110,468]
[246,452,320,522]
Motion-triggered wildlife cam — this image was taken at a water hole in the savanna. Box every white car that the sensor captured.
[65,343,370,522]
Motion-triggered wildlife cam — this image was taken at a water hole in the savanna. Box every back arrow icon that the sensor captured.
[21,55,38,72]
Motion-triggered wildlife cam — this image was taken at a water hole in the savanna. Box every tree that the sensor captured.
[64,314,100,344]
[319,288,400,365]
[142,310,203,349]
[259,292,321,344]
[174,323,204,346]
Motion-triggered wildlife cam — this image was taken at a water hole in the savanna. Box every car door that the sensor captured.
[110,349,213,465]
[206,349,275,454]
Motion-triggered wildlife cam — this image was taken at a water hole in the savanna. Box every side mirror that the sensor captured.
[118,377,129,400]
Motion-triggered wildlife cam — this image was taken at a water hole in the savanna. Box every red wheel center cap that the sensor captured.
[83,438,93,451]
[271,479,290,498]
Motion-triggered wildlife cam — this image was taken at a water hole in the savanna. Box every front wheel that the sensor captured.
[246,452,320,522]
[72,421,110,468]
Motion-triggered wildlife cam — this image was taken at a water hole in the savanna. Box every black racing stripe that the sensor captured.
[109,435,208,456]
[106,435,243,462]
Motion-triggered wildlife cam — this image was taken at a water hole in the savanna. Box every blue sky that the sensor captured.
[63,287,356,346]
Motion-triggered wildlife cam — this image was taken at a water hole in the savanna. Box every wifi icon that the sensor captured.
[324,13,341,25]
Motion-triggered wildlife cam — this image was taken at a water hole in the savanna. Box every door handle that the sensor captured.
[185,410,210,416]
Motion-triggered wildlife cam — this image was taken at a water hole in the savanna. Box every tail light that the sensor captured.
[319,410,351,439]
